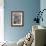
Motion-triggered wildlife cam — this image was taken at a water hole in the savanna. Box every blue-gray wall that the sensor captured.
[40,0,46,27]
[4,0,40,42]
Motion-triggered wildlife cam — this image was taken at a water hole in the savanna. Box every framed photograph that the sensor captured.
[11,11,24,27]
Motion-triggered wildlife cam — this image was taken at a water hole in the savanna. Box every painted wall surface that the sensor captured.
[4,0,40,42]
[0,0,4,42]
[40,0,46,27]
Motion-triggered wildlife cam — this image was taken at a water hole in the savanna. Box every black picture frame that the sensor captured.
[11,11,24,27]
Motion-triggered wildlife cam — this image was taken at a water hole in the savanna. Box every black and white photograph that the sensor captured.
[11,11,24,27]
